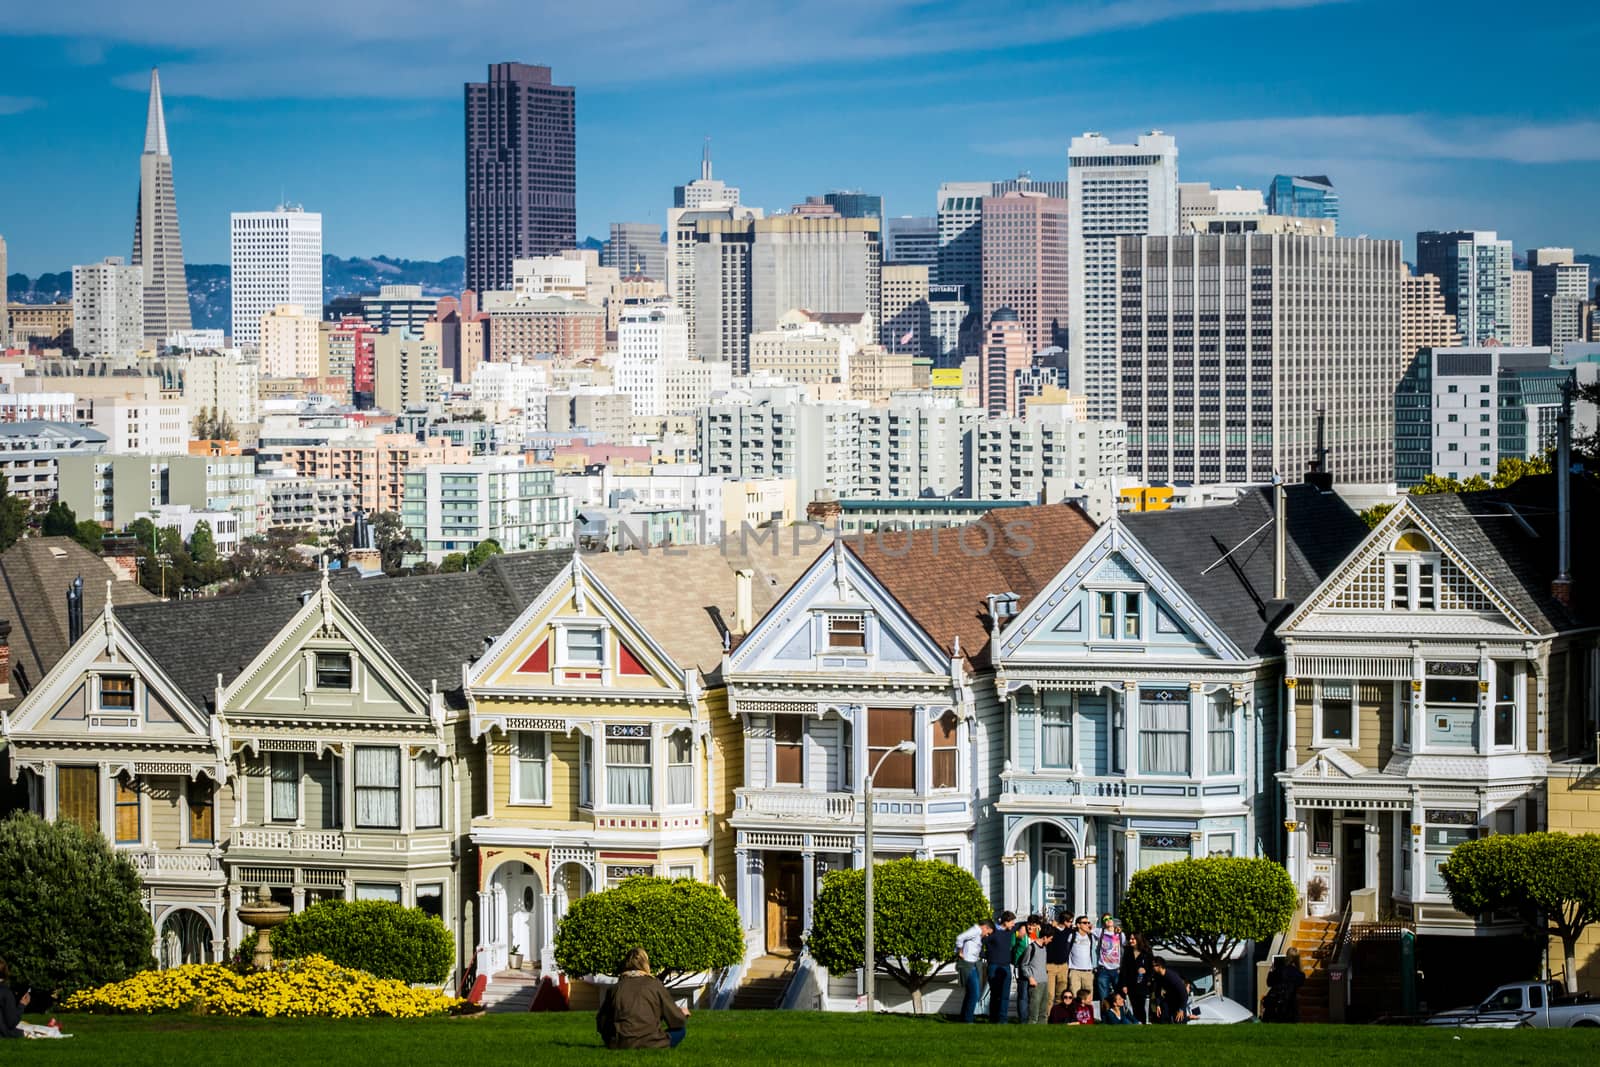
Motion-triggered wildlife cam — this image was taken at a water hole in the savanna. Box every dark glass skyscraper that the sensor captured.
[464,62,576,293]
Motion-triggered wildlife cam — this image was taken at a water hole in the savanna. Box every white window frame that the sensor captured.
[413,753,443,828]
[667,863,698,881]
[1490,660,1522,752]
[1089,586,1143,642]
[578,733,593,808]
[603,726,653,808]
[1313,680,1359,749]
[94,672,139,724]
[511,731,551,806]
[1207,693,1237,775]
[1205,832,1237,858]
[353,745,401,830]
[557,624,607,670]
[269,753,301,822]
[1386,555,1438,611]
[353,882,403,903]
[665,728,695,808]
[1039,694,1073,771]
[823,613,868,653]
[311,649,357,692]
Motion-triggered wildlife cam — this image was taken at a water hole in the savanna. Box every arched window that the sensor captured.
[1387,530,1438,610]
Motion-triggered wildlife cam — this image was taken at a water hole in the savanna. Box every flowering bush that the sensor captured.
[62,955,461,1018]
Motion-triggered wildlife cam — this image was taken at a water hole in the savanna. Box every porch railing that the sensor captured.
[735,790,859,821]
[123,848,224,875]
[1000,775,1129,800]
[232,828,346,853]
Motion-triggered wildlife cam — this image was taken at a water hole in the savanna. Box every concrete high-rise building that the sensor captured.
[1401,263,1462,367]
[182,350,261,435]
[1117,232,1402,486]
[884,216,937,267]
[1415,230,1514,345]
[71,258,144,358]
[936,176,1068,320]
[1068,132,1179,419]
[980,308,1030,418]
[1265,175,1339,221]
[688,215,755,369]
[673,139,741,211]
[667,144,761,353]
[464,62,576,293]
[603,222,666,280]
[131,68,191,344]
[980,191,1069,355]
[880,264,930,355]
[230,205,323,347]
[1528,248,1590,359]
[615,302,688,418]
[1177,183,1266,230]
[373,333,445,412]
[926,284,968,369]
[1510,269,1532,346]
[258,305,322,379]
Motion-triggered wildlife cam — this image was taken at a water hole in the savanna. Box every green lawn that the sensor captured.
[9,1011,1596,1065]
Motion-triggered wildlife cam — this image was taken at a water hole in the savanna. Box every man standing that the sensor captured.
[1044,910,1073,1007]
[1149,957,1189,1024]
[1094,915,1125,1002]
[953,918,993,1023]
[1016,917,1053,1023]
[982,911,1017,1023]
[1064,914,1098,998]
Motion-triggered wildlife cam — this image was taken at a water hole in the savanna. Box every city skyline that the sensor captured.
[1,1,1598,273]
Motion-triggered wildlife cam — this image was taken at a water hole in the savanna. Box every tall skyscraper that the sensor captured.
[131,68,191,344]
[603,223,666,280]
[72,257,145,358]
[1510,269,1532,346]
[1527,248,1591,359]
[884,216,938,267]
[230,206,324,347]
[980,191,1069,355]
[979,308,1030,418]
[935,175,1068,321]
[1068,131,1179,419]
[1265,175,1339,221]
[1400,262,1461,367]
[667,141,760,352]
[464,62,576,293]
[880,264,930,354]
[1117,231,1401,486]
[1415,230,1513,345]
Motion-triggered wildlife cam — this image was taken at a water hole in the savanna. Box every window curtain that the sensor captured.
[354,747,400,828]
[1207,696,1235,775]
[414,755,442,828]
[270,754,299,821]
[606,738,652,806]
[666,731,694,806]
[1041,700,1072,769]
[515,733,547,804]
[1139,694,1190,775]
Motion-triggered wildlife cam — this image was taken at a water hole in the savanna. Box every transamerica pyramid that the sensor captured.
[132,67,191,342]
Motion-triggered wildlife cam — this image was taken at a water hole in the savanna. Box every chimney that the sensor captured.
[1273,477,1287,602]
[67,575,84,644]
[734,569,754,634]
[1552,377,1574,607]
[0,619,12,701]
[805,489,842,531]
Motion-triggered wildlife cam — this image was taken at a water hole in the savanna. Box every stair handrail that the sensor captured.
[1326,899,1356,1022]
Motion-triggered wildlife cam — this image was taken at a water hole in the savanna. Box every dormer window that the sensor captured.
[100,675,135,710]
[1094,590,1142,640]
[314,652,353,690]
[1388,531,1438,610]
[561,626,605,668]
[826,614,866,651]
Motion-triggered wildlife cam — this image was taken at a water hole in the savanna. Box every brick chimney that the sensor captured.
[0,618,12,702]
[805,489,842,531]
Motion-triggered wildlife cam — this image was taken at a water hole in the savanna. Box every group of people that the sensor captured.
[954,912,1192,1025]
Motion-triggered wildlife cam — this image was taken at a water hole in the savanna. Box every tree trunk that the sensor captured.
[1211,964,1224,997]
[909,984,924,1015]
[1562,935,1578,995]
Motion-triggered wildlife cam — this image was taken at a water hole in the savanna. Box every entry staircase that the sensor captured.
[1285,914,1340,1023]
[482,968,542,1012]
[730,954,796,1010]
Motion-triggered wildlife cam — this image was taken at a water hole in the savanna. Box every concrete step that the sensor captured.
[483,969,542,1013]
[730,977,790,1011]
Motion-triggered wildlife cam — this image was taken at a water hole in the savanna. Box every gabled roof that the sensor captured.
[1121,485,1368,657]
[0,537,158,710]
[847,503,1099,672]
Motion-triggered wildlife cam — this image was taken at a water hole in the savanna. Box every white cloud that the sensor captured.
[0,96,43,114]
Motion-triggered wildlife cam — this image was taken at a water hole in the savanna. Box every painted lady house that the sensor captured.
[1277,477,1597,966]
[989,484,1368,921]
[463,545,812,982]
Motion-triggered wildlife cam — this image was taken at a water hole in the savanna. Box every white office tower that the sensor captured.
[72,257,145,358]
[616,303,688,418]
[230,205,323,347]
[1068,131,1179,418]
[471,357,551,435]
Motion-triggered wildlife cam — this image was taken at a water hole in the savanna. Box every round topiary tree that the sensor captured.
[552,876,742,987]
[0,812,154,996]
[807,858,991,1014]
[271,899,453,984]
[1442,831,1600,993]
[1120,856,1296,993]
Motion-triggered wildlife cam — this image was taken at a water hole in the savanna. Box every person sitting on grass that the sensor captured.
[0,958,27,1040]
[1049,988,1098,1025]
[596,947,689,1050]
[1101,990,1139,1024]
[1047,989,1077,1024]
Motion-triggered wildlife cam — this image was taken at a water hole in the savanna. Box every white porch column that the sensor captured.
[801,849,816,934]
[1476,645,1493,756]
[1284,679,1298,768]
[734,848,752,926]
[227,884,243,949]
[1188,682,1204,779]
[291,887,306,912]
[340,749,354,831]
[1121,682,1137,775]
[542,891,557,971]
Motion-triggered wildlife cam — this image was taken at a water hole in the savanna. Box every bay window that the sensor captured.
[512,732,548,804]
[1492,661,1518,748]
[269,753,299,821]
[774,717,804,785]
[1040,696,1072,770]
[579,734,593,807]
[1207,693,1235,774]
[414,753,442,827]
[1424,810,1479,894]
[353,746,400,829]
[605,726,652,806]
[114,778,141,844]
[1425,661,1478,749]
[667,729,694,806]
[932,710,958,789]
[1316,681,1354,745]
[867,707,915,790]
[187,777,214,844]
[1138,689,1190,775]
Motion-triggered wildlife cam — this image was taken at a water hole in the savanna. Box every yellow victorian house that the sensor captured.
[463,545,813,979]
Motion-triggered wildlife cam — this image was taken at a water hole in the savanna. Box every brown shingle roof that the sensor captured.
[0,537,159,710]
[848,503,1098,672]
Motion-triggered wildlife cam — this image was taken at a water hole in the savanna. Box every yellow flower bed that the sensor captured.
[63,955,462,1019]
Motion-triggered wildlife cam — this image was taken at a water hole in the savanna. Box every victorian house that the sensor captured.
[463,545,812,977]
[989,485,1368,920]
[1277,478,1598,938]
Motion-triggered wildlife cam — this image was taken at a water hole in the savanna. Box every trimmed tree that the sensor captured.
[0,812,154,996]
[1442,831,1600,993]
[807,858,991,1014]
[271,898,453,983]
[552,876,742,987]
[1120,856,1296,993]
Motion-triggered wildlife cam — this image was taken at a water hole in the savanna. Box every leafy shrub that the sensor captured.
[271,899,452,984]
[553,876,742,986]
[63,955,460,1017]
[0,812,154,995]
[1120,856,1296,992]
[807,858,990,1013]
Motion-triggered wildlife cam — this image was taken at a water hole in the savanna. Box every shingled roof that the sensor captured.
[0,537,158,710]
[1121,484,1369,657]
[848,503,1099,672]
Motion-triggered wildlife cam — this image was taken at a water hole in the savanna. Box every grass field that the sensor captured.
[8,1011,1597,1065]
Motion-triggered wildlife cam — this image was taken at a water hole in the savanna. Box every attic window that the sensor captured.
[562,626,605,668]
[314,652,353,690]
[825,614,866,651]
[99,675,135,711]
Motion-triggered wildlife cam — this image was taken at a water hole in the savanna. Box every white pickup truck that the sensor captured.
[1425,981,1600,1029]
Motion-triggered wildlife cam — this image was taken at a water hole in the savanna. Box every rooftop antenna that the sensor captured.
[701,137,712,182]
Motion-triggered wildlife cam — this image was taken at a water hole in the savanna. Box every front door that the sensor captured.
[507,872,540,966]
[1339,820,1367,908]
[765,855,803,954]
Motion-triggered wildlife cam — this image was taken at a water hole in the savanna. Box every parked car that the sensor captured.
[1425,981,1600,1029]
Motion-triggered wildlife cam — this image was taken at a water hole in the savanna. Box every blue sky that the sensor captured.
[2,0,1597,274]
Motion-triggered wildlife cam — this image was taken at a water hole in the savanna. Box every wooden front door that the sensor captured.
[765,855,804,954]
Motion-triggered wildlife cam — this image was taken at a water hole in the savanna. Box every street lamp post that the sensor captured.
[863,738,916,1014]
